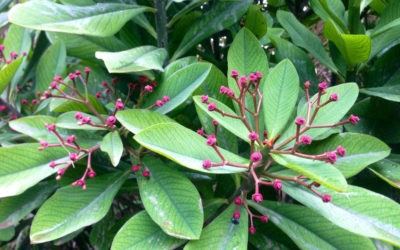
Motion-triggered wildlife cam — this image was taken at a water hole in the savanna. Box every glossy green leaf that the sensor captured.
[0,143,69,198]
[0,57,23,94]
[324,19,371,67]
[137,157,203,239]
[116,109,175,135]
[95,46,167,73]
[185,204,248,250]
[50,95,107,115]
[263,59,299,140]
[35,41,67,92]
[9,1,152,37]
[47,32,128,60]
[369,155,400,189]
[227,28,269,130]
[276,10,339,74]
[100,131,123,167]
[112,211,184,250]
[303,133,390,178]
[309,0,347,32]
[3,24,32,60]
[172,0,252,60]
[56,112,105,131]
[271,153,347,191]
[30,171,129,243]
[9,115,57,142]
[143,62,212,114]
[283,182,400,247]
[270,35,319,90]
[245,4,267,39]
[360,85,400,102]
[134,123,248,174]
[0,182,56,229]
[0,227,14,241]
[249,201,375,250]
[193,96,250,143]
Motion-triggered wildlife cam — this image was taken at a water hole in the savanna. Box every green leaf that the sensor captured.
[276,10,339,74]
[323,19,371,67]
[360,85,400,102]
[309,0,347,33]
[35,41,67,92]
[369,155,400,189]
[137,157,203,239]
[9,115,57,142]
[0,143,69,198]
[143,62,212,114]
[249,201,375,250]
[283,182,400,247]
[50,95,107,115]
[263,59,299,140]
[134,123,248,174]
[30,171,129,243]
[0,182,56,229]
[100,131,123,167]
[0,57,23,94]
[271,153,347,191]
[184,204,248,250]
[3,24,32,60]
[56,112,105,131]
[0,227,14,241]
[47,32,128,60]
[9,1,152,37]
[227,28,269,130]
[112,211,184,250]
[116,109,175,135]
[302,133,390,178]
[172,0,252,60]
[95,46,167,73]
[193,96,250,143]
[245,4,267,39]
[270,35,319,90]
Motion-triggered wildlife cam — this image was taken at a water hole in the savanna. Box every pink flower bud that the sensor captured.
[66,135,76,143]
[206,134,217,146]
[304,80,311,88]
[105,88,112,94]
[46,123,56,132]
[336,145,346,157]
[75,112,83,120]
[37,91,42,97]
[40,141,49,147]
[248,131,259,141]
[197,129,205,136]
[300,135,312,145]
[231,70,239,78]
[349,115,360,125]
[112,78,118,84]
[88,171,96,178]
[0,45,4,51]
[49,161,56,168]
[57,168,65,176]
[54,76,63,82]
[106,116,116,125]
[326,151,337,164]
[69,153,78,161]
[144,85,153,92]
[142,169,150,177]
[68,73,76,80]
[201,95,209,103]
[76,179,85,186]
[101,81,108,87]
[0,105,6,112]
[128,83,136,89]
[295,117,305,125]
[273,179,282,190]
[131,165,140,172]
[10,51,18,59]
[261,215,268,223]
[249,73,257,81]
[233,211,241,219]
[202,159,212,169]
[329,93,338,101]
[322,194,332,203]
[162,96,170,102]
[22,52,27,56]
[75,70,81,76]
[115,99,124,110]
[21,99,28,105]
[208,103,217,111]
[318,81,328,91]
[95,92,102,98]
[249,226,256,234]
[220,86,228,94]
[227,89,235,97]
[80,116,91,124]
[150,81,157,87]
[251,152,262,162]
[234,197,242,205]
[212,120,218,126]
[50,81,57,89]
[32,99,38,105]
[43,90,51,99]
[256,71,263,79]
[84,67,91,73]
[252,192,263,203]
[138,76,148,83]
[156,100,164,107]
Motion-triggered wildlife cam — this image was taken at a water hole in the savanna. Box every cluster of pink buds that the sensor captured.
[131,164,150,177]
[38,123,99,190]
[197,70,360,233]
[230,196,268,234]
[0,44,26,65]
